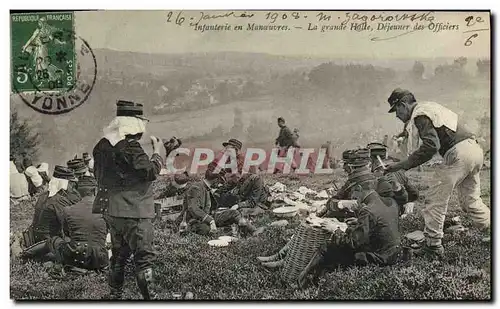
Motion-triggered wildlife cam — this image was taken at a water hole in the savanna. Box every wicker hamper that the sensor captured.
[281,221,331,288]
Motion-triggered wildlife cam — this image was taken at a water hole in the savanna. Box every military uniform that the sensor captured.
[22,166,80,259]
[321,191,401,268]
[218,174,270,217]
[180,180,242,235]
[386,89,489,251]
[31,167,81,243]
[93,100,164,300]
[47,191,108,270]
[276,125,294,148]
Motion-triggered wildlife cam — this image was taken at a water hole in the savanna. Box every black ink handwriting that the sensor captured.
[465,15,485,27]
[370,29,419,42]
[464,33,479,46]
[343,11,434,24]
[192,11,255,26]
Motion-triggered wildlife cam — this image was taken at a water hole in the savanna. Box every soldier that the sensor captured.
[372,158,419,216]
[274,117,299,173]
[258,168,402,275]
[93,100,179,300]
[23,166,81,257]
[23,177,109,271]
[207,138,245,182]
[305,174,402,285]
[67,158,92,180]
[10,160,30,204]
[155,172,190,200]
[36,162,51,185]
[23,158,44,196]
[385,88,490,256]
[180,169,263,237]
[221,173,271,217]
[275,117,294,148]
[82,152,94,177]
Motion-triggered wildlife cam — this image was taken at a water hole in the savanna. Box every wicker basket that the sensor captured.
[281,221,331,288]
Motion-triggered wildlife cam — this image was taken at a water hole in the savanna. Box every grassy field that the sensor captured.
[10,169,491,300]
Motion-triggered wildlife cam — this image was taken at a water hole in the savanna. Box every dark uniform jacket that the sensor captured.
[181,180,214,224]
[32,190,81,242]
[237,174,270,209]
[385,170,419,204]
[93,137,163,219]
[276,126,295,148]
[63,196,108,249]
[155,182,188,200]
[339,192,401,265]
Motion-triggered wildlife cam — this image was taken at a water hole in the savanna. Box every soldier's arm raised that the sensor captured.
[124,140,163,181]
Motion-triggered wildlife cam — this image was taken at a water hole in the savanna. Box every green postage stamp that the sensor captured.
[11,12,76,93]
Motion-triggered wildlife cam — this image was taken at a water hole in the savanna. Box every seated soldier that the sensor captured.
[257,166,378,268]
[372,158,419,216]
[23,158,45,197]
[29,166,82,245]
[178,169,264,237]
[219,173,271,217]
[22,177,109,271]
[67,158,92,180]
[36,162,51,186]
[156,172,190,200]
[257,148,403,268]
[305,174,401,283]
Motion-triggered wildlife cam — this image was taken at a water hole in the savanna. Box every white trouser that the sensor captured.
[422,139,490,246]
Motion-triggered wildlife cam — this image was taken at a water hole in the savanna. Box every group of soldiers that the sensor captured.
[15,87,491,299]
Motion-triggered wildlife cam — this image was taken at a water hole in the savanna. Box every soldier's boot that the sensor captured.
[136,268,157,300]
[257,242,290,263]
[21,240,50,259]
[261,259,285,269]
[413,243,445,260]
[108,263,125,300]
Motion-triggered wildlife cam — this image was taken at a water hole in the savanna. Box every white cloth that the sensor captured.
[37,162,49,173]
[88,158,94,170]
[407,102,458,155]
[103,116,146,146]
[10,161,29,198]
[48,177,69,197]
[24,166,43,187]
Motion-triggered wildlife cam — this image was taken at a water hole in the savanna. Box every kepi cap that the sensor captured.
[387,88,415,113]
[67,158,88,177]
[222,138,243,151]
[116,100,149,121]
[53,165,78,181]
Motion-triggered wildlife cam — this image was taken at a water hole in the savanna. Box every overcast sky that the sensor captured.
[75,10,490,59]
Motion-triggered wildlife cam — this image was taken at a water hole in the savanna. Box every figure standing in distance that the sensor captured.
[384,88,491,258]
[274,117,299,173]
[92,100,180,300]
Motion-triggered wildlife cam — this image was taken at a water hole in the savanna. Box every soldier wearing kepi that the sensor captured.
[82,152,94,177]
[93,100,180,300]
[24,177,109,271]
[67,158,92,180]
[385,88,491,257]
[23,166,81,258]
